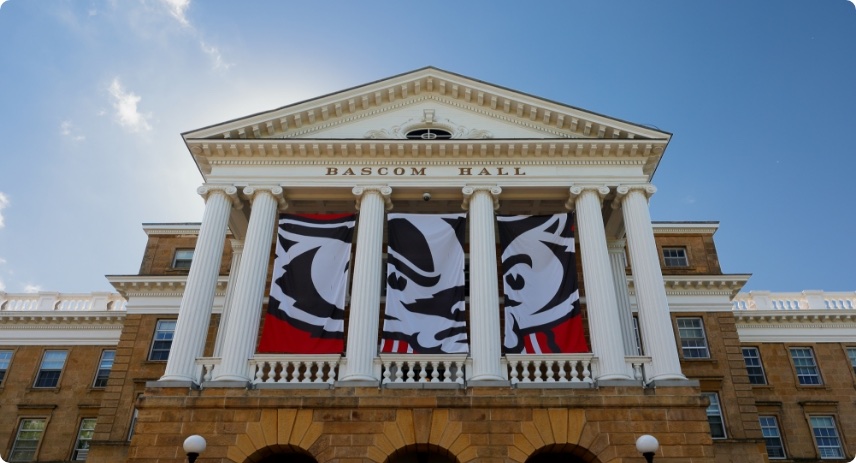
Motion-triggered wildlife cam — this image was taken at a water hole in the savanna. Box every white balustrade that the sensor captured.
[249,355,341,387]
[0,292,126,312]
[732,291,856,312]
[378,354,467,387]
[195,357,221,384]
[506,354,595,386]
[625,356,653,383]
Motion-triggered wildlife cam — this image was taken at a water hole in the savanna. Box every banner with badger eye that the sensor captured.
[380,213,468,354]
[257,213,355,354]
[498,213,589,354]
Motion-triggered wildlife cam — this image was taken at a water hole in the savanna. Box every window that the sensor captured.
[0,350,12,385]
[759,416,786,459]
[742,347,767,385]
[93,350,115,388]
[790,347,822,385]
[72,418,96,461]
[9,418,46,462]
[172,249,194,269]
[847,347,856,375]
[810,416,844,459]
[149,320,176,361]
[632,316,643,355]
[702,392,726,439]
[677,317,709,359]
[405,128,452,140]
[128,408,139,441]
[663,247,689,267]
[34,350,68,388]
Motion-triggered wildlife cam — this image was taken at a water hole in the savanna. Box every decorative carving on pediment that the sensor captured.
[363,110,493,140]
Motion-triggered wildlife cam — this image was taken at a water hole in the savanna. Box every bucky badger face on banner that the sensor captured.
[382,213,468,354]
[499,213,580,353]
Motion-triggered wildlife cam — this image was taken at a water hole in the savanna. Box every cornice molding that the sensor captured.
[107,276,229,298]
[628,275,750,298]
[734,310,856,326]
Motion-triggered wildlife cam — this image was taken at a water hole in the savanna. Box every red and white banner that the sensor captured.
[497,213,589,354]
[257,213,355,354]
[380,213,468,354]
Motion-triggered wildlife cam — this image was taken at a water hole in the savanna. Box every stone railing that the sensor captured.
[732,291,856,311]
[0,292,127,312]
[506,354,595,386]
[377,354,468,387]
[249,354,341,388]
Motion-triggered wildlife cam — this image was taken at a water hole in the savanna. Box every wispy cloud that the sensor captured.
[160,0,191,26]
[0,279,5,292]
[60,120,86,141]
[0,192,9,228]
[201,41,233,70]
[683,196,697,205]
[108,78,152,132]
[23,284,42,293]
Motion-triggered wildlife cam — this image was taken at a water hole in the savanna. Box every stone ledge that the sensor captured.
[467,380,512,388]
[334,380,380,388]
[202,380,251,389]
[253,382,332,390]
[596,379,642,388]
[649,379,700,388]
[145,380,200,389]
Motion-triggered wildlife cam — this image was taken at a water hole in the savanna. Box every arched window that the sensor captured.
[405,128,453,140]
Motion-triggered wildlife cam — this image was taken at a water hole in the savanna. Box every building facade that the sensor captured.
[0,68,854,462]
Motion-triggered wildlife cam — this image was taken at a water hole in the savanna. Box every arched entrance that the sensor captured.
[245,446,318,463]
[256,455,317,463]
[384,444,458,463]
[525,444,601,463]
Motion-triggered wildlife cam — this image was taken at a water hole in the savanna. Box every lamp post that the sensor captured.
[636,434,659,463]
[183,435,207,463]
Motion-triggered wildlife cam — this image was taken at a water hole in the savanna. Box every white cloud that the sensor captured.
[23,284,42,293]
[0,192,8,228]
[160,0,190,26]
[0,0,9,11]
[60,120,86,141]
[201,41,233,70]
[0,279,5,292]
[108,78,152,132]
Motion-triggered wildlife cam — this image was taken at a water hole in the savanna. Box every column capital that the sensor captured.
[243,186,287,211]
[566,185,610,209]
[607,239,627,252]
[461,185,501,211]
[197,185,241,207]
[352,185,392,211]
[615,184,657,201]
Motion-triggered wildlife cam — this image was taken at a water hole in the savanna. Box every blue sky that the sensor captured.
[0,0,854,294]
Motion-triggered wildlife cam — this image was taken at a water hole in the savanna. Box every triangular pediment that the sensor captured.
[182,67,670,142]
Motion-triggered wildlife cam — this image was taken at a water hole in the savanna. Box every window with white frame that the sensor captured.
[759,416,786,459]
[846,347,856,375]
[662,247,689,267]
[172,249,194,269]
[677,317,710,359]
[34,350,68,388]
[632,316,643,355]
[9,418,46,462]
[809,416,844,459]
[702,392,726,439]
[0,350,12,385]
[72,418,96,461]
[742,347,767,385]
[93,350,115,388]
[149,320,176,361]
[790,347,822,385]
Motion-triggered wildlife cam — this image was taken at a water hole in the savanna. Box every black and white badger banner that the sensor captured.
[498,213,588,354]
[258,213,355,354]
[381,213,468,354]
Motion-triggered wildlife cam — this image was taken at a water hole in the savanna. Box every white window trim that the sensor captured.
[809,415,845,460]
[677,317,710,359]
[10,418,46,462]
[789,347,823,386]
[702,392,727,439]
[72,418,97,461]
[759,415,786,459]
[33,350,68,388]
[742,347,767,385]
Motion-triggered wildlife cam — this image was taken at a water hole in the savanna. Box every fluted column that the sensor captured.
[161,185,238,383]
[213,186,285,382]
[340,186,391,382]
[463,186,505,382]
[608,239,638,356]
[616,185,685,381]
[568,186,632,380]
[214,239,244,358]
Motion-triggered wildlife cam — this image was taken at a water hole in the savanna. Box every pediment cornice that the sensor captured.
[183,67,670,145]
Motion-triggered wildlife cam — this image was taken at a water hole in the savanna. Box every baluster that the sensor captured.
[430,362,439,382]
[455,361,464,384]
[382,360,392,384]
[582,360,593,383]
[509,360,520,384]
[546,360,557,382]
[558,360,569,383]
[406,361,416,383]
[394,361,404,383]
[288,361,300,383]
[533,360,544,383]
[327,360,337,385]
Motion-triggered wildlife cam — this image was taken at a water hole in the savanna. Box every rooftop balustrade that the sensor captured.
[0,292,127,312]
[732,290,856,311]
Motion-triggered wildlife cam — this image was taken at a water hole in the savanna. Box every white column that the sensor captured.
[616,185,685,381]
[213,186,285,382]
[463,186,505,382]
[339,186,391,382]
[161,185,237,383]
[608,239,638,356]
[568,186,632,380]
[214,239,244,358]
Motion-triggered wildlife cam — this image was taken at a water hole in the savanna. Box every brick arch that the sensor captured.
[226,410,323,463]
[383,444,460,463]
[510,409,598,463]
[367,409,464,463]
[525,444,602,463]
